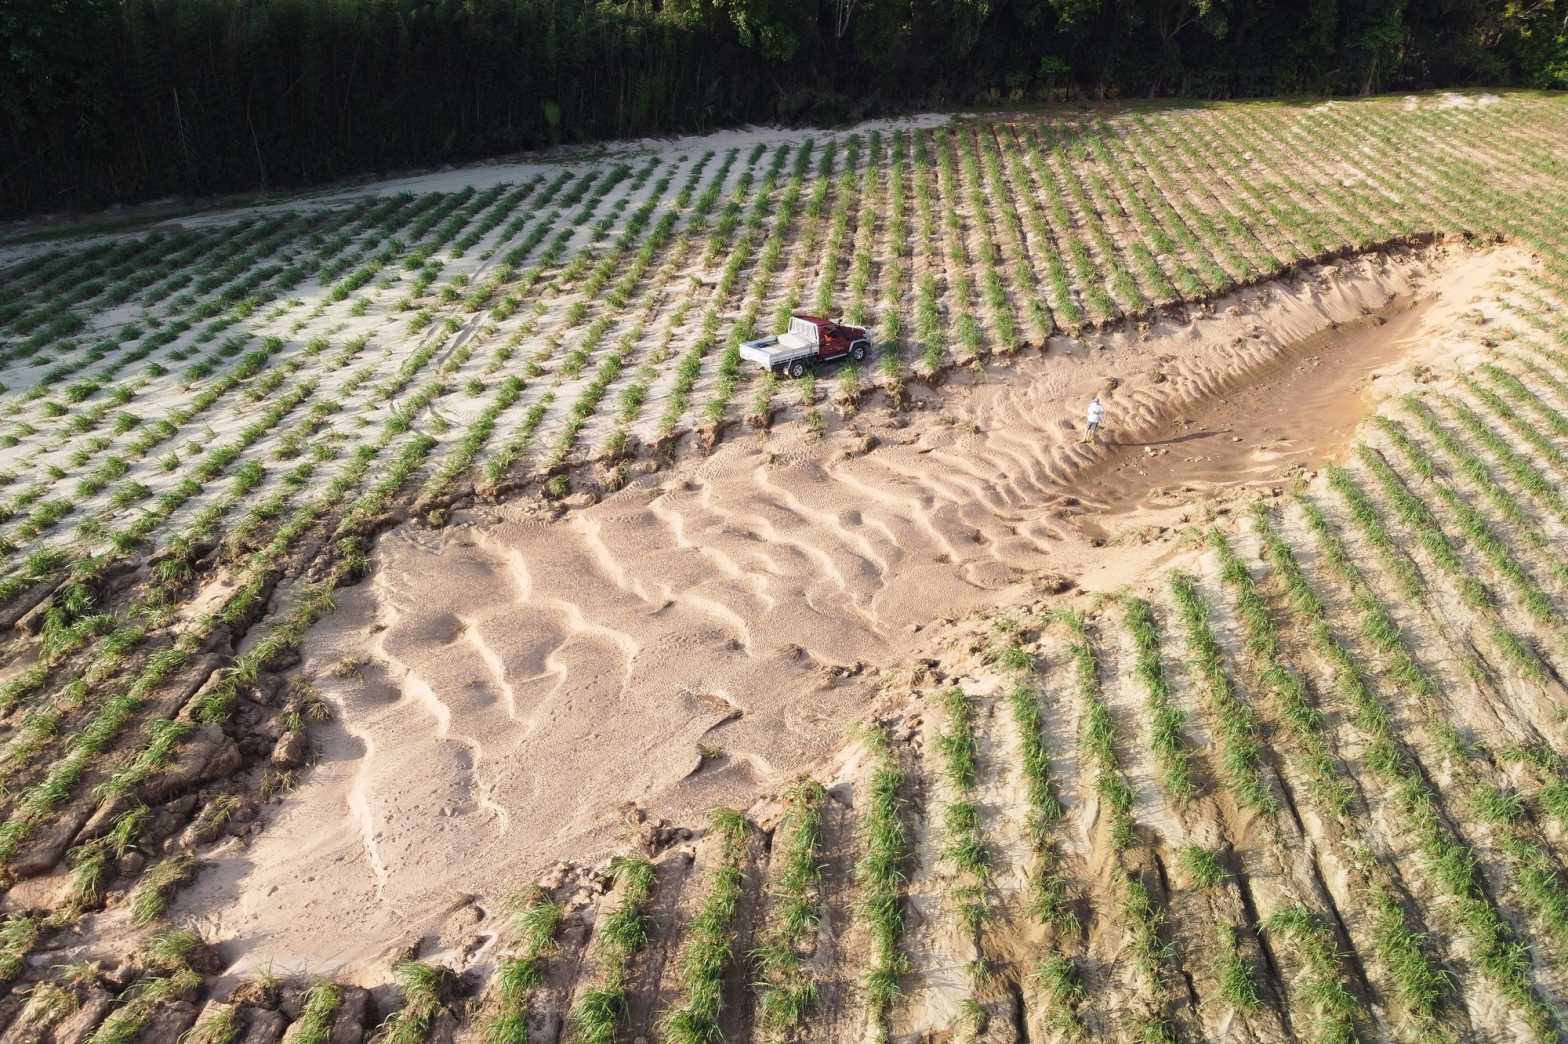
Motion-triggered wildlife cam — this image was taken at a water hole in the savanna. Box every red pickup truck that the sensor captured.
[739,314,870,378]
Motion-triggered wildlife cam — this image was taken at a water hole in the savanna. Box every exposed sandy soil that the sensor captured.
[1067,289,1435,531]
[180,239,1523,979]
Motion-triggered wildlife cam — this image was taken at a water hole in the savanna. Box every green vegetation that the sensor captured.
[81,931,204,1044]
[1177,844,1226,890]
[481,891,564,1044]
[6,92,1568,1044]
[936,687,991,934]
[755,779,826,1033]
[1168,572,1275,814]
[1123,597,1196,803]
[1035,953,1087,1037]
[569,857,657,1044]
[1261,905,1360,1044]
[1005,676,1075,933]
[289,983,342,1044]
[1058,611,1136,851]
[662,809,751,1044]
[11,1,1568,217]
[857,724,912,1042]
[380,962,450,1044]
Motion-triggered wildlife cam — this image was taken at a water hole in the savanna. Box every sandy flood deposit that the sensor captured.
[175,239,1523,979]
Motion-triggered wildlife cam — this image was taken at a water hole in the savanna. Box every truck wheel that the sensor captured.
[788,360,806,379]
[850,341,868,363]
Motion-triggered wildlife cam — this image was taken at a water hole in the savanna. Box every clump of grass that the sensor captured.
[1058,611,1136,850]
[485,957,543,1044]
[289,982,341,1044]
[18,981,77,1035]
[661,809,750,1044]
[1123,597,1195,803]
[380,961,449,1044]
[747,371,776,429]
[1007,681,1075,933]
[0,915,39,981]
[755,779,826,1033]
[1177,844,1226,889]
[1168,572,1275,814]
[1261,904,1359,1044]
[1504,741,1568,779]
[86,967,203,1044]
[987,634,1035,674]
[1117,869,1172,985]
[773,780,826,944]
[1211,526,1352,818]
[513,891,564,954]
[1366,884,1450,1027]
[1498,832,1568,951]
[66,844,110,909]
[857,725,912,1040]
[1035,954,1086,1037]
[145,927,201,971]
[481,890,563,1044]
[1531,774,1568,830]
[569,857,657,1044]
[935,686,992,947]
[129,855,195,926]
[1472,783,1526,826]
[755,942,816,1034]
[1215,924,1261,1013]
[82,931,204,1044]
[569,981,624,1044]
[834,364,861,414]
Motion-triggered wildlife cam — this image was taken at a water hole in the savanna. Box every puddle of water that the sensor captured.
[1069,292,1432,526]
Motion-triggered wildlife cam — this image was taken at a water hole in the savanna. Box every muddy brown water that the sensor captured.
[1069,291,1433,523]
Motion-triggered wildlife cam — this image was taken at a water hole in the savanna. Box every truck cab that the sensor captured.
[739,314,870,378]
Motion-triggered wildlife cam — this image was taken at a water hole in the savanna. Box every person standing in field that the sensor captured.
[1084,394,1105,443]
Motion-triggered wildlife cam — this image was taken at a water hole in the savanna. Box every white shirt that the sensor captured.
[1087,400,1104,424]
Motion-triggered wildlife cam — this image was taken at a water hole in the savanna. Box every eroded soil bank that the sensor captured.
[182,240,1519,978]
[1064,287,1437,536]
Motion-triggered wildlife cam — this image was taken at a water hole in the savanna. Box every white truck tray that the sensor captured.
[740,328,815,369]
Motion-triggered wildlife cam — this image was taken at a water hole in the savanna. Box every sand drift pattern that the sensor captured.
[0,93,1566,1041]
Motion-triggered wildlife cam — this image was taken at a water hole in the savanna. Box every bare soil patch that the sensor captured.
[1069,290,1434,524]
[179,240,1522,979]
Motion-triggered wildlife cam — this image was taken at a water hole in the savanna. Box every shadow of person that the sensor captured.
[1109,428,1228,449]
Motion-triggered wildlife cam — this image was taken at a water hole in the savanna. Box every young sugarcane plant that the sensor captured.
[661,809,751,1044]
[1057,611,1136,851]
[479,889,565,1044]
[936,686,991,938]
[1123,597,1196,803]
[1281,497,1559,1034]
[857,724,912,1043]
[1167,573,1275,814]
[754,779,827,1034]
[569,857,657,1044]
[1260,905,1360,1044]
[1210,528,1353,819]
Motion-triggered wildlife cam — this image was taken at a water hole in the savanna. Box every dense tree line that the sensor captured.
[2,0,1565,218]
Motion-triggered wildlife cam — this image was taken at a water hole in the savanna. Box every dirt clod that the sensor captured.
[270,731,308,769]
